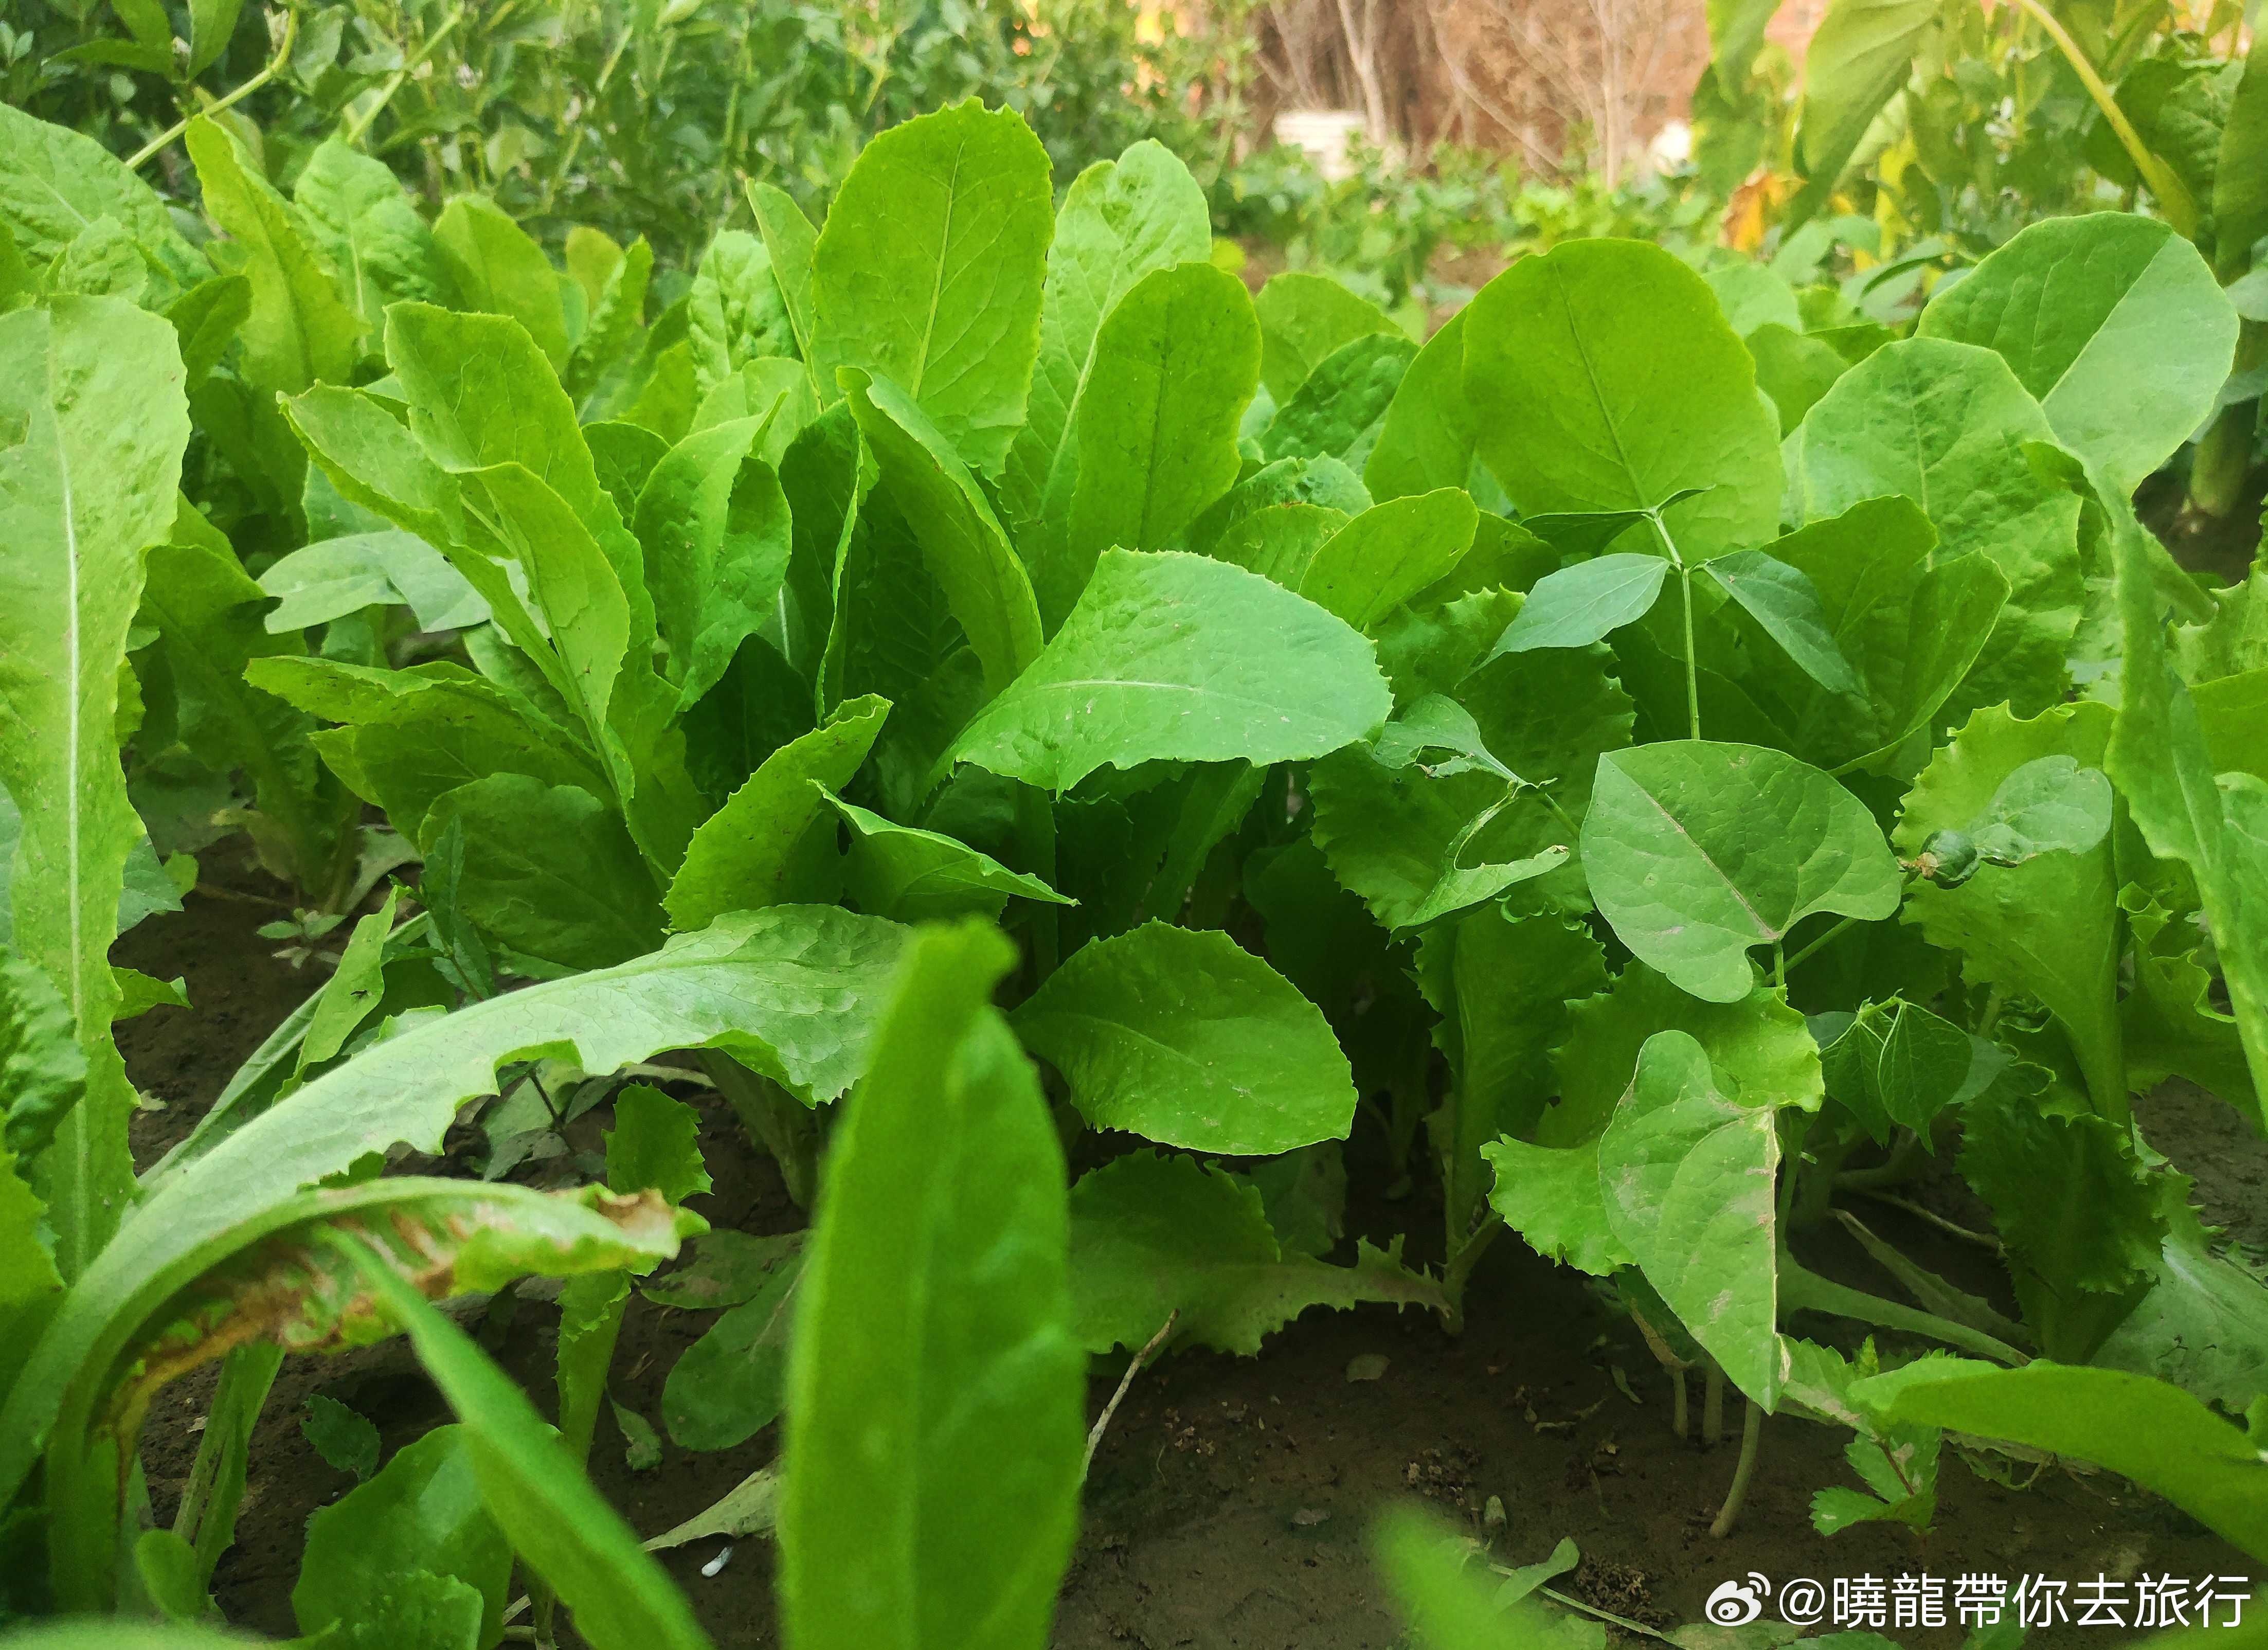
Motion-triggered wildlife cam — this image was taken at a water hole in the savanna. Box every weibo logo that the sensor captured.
[1705,1574,1770,1625]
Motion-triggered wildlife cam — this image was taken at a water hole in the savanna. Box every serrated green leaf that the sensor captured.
[686,231,794,397]
[1484,1136,1634,1277]
[1260,331,1416,468]
[1916,214,2237,494]
[293,1424,502,1639]
[780,920,1081,1650]
[643,1229,802,1311]
[664,694,889,928]
[299,1393,380,1482]
[1363,305,1496,506]
[0,103,203,293]
[301,888,399,1068]
[1464,239,1783,558]
[1066,1150,1444,1355]
[809,100,1054,475]
[1012,922,1356,1155]
[946,549,1391,793]
[2095,1177,2268,1412]
[1289,489,1481,638]
[606,1085,710,1207]
[0,299,187,1279]
[1,949,87,1164]
[1893,702,2126,1110]
[1599,1030,1787,1406]
[1583,743,1902,1002]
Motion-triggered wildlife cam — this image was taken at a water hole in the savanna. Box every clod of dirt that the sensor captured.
[1291,1508,1331,1527]
[1344,1353,1390,1382]
[1572,1556,1671,1628]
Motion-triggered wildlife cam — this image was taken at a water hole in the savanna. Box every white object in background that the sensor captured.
[1648,120,1693,170]
[1273,110,1369,181]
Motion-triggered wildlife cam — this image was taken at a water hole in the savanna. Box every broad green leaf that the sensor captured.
[1549,963,1821,1148]
[0,908,909,1522]
[643,1229,801,1311]
[421,776,660,972]
[1055,261,1259,627]
[634,417,794,709]
[164,272,253,394]
[1417,910,1607,1231]
[1960,1075,2162,1353]
[0,299,186,1280]
[568,239,654,409]
[1167,453,1372,557]
[1817,997,1990,1143]
[1746,321,1851,434]
[662,1246,804,1451]
[1484,1134,1634,1276]
[2217,34,2268,261]
[301,888,400,1067]
[1851,1360,2268,1560]
[186,0,243,75]
[1966,755,2113,864]
[744,183,820,381]
[1066,1150,1444,1355]
[292,1425,510,1647]
[946,549,1391,793]
[686,230,794,396]
[0,951,87,1163]
[1706,263,1801,338]
[605,1084,711,1207]
[1001,140,1211,545]
[1260,331,1417,468]
[1792,338,2082,717]
[184,118,359,397]
[294,138,452,336]
[1487,553,1668,657]
[1791,0,1939,221]
[299,1393,379,1480]
[780,921,1082,1650]
[258,530,485,633]
[385,304,601,524]
[1599,1030,1786,1406]
[1463,239,1783,558]
[432,195,569,372]
[1298,489,1478,634]
[1916,214,2238,494]
[2121,888,2256,1115]
[844,371,1043,697]
[2096,1181,2268,1412]
[251,657,605,846]
[1252,272,1396,400]
[0,103,202,291]
[285,383,463,548]
[1363,304,1492,504]
[1749,495,2007,772]
[1893,702,2127,1111]
[1012,922,1357,1155]
[809,99,1054,475]
[2102,485,2268,1131]
[339,1237,713,1649]
[822,790,1071,923]
[1212,500,1347,588]
[141,539,354,901]
[664,695,889,929]
[1583,742,1903,1002]
[1703,549,1863,696]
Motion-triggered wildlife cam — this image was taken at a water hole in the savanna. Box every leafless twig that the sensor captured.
[1081,1310,1179,1482]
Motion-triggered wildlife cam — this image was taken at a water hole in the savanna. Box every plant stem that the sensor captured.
[344,6,465,148]
[1082,1311,1177,1481]
[1647,509,1701,740]
[2006,0,2195,237]
[1708,1397,1764,1538]
[1669,1367,1688,1441]
[535,24,634,216]
[1441,1212,1503,1332]
[1783,913,1861,975]
[1854,1187,2004,1252]
[1702,1361,1724,1446]
[129,7,299,169]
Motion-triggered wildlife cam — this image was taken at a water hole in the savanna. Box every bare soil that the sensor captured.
[118,881,2262,1650]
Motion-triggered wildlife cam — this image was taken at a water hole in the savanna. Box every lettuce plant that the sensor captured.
[1,85,2265,1648]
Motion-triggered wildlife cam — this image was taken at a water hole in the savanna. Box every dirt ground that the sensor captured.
[111,870,2264,1650]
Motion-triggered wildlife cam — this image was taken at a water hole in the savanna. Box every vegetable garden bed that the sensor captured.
[3,63,2267,1650]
